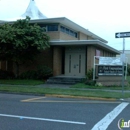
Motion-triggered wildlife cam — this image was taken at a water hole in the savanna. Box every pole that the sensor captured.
[122,38,125,98]
[93,56,95,80]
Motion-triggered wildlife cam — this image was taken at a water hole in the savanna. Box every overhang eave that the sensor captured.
[49,40,121,54]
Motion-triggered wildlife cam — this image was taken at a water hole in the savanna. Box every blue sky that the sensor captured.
[0,0,130,50]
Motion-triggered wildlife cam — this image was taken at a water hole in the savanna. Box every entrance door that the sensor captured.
[65,46,86,76]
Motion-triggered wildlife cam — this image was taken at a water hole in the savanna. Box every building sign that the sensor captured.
[99,57,122,65]
[98,65,122,75]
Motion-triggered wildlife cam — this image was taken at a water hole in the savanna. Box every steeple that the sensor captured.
[21,0,47,19]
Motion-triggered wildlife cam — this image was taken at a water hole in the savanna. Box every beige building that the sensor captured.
[0,17,120,78]
[21,18,120,77]
[0,0,120,79]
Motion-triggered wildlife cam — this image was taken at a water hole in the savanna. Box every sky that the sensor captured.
[0,0,130,50]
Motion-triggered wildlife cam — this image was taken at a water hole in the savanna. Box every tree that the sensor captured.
[0,16,50,77]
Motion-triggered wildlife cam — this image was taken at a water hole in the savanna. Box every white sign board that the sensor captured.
[99,57,122,65]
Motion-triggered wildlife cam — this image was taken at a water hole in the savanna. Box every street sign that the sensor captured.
[115,32,130,38]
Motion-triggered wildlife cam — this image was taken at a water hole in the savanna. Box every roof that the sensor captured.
[0,17,107,43]
[49,40,120,54]
[0,0,47,21]
[21,0,47,19]
[29,17,108,43]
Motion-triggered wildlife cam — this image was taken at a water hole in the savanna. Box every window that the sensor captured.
[40,25,47,31]
[60,25,78,38]
[39,24,58,32]
[66,28,69,34]
[69,30,74,36]
[47,25,58,31]
[60,26,65,32]
[75,32,78,38]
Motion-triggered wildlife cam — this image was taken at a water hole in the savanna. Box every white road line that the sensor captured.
[91,102,129,130]
[21,97,46,102]
[0,114,86,125]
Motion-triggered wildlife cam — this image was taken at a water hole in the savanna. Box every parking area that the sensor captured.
[0,93,128,130]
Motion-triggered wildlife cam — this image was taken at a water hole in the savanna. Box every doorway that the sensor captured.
[65,46,86,76]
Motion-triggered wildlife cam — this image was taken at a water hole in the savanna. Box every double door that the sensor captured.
[65,47,86,76]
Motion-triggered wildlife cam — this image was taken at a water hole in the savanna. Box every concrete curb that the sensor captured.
[45,94,117,101]
[0,91,117,101]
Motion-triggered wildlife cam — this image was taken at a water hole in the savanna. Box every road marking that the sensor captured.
[0,113,86,125]
[23,100,120,104]
[21,97,120,104]
[91,102,129,130]
[21,97,46,102]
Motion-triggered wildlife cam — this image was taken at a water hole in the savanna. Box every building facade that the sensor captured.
[0,0,120,78]
[0,17,120,77]
[9,17,119,77]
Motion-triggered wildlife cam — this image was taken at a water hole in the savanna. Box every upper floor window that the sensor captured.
[60,26,65,32]
[40,24,58,32]
[47,25,58,31]
[60,25,78,38]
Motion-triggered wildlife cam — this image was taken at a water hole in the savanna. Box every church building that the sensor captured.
[0,0,120,79]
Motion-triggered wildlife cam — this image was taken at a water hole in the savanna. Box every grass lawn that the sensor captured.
[0,79,44,85]
[0,76,130,99]
[71,76,130,90]
[0,85,130,99]
[71,83,130,90]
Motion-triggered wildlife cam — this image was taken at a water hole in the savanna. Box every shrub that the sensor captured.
[85,80,96,86]
[19,70,37,79]
[0,70,15,79]
[86,68,93,80]
[95,82,103,87]
[19,66,53,80]
[127,64,130,76]
[36,66,53,79]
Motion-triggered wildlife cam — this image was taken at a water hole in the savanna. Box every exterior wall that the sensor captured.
[87,46,116,70]
[60,32,78,40]
[87,46,95,71]
[78,32,88,40]
[46,31,60,40]
[53,46,63,76]
[78,32,93,40]
[103,50,116,57]
[87,46,117,78]
[46,31,78,40]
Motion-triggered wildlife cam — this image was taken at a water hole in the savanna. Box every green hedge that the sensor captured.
[0,70,15,79]
[19,66,52,80]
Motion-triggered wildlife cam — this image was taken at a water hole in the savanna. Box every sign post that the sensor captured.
[115,32,130,99]
[122,38,125,98]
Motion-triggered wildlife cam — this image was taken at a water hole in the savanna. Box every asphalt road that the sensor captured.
[0,93,129,130]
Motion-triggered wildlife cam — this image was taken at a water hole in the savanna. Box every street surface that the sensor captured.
[0,93,129,130]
